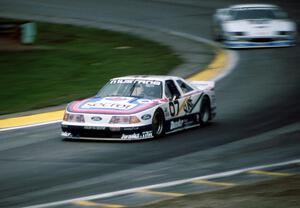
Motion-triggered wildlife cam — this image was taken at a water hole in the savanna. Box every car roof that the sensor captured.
[111,75,182,82]
[229,4,279,10]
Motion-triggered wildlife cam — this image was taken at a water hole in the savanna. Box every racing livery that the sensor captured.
[212,4,297,48]
[61,75,216,140]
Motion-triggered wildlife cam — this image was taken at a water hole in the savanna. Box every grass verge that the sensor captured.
[134,175,300,208]
[0,19,182,115]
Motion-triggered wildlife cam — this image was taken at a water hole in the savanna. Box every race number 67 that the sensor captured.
[169,100,179,117]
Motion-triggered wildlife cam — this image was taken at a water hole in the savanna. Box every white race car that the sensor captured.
[212,4,297,48]
[61,75,216,140]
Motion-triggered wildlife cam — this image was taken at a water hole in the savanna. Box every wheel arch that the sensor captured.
[154,107,165,120]
[152,107,166,138]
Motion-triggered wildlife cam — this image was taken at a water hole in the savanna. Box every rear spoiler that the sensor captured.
[189,81,215,91]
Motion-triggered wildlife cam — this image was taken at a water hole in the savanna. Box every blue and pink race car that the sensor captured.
[61,75,216,140]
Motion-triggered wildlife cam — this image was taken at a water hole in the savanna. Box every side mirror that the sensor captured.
[172,95,178,101]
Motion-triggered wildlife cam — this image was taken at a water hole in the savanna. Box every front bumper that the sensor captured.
[223,37,295,48]
[224,40,295,48]
[61,124,154,141]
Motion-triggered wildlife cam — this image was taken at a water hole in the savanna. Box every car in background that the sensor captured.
[212,4,297,48]
[61,75,216,141]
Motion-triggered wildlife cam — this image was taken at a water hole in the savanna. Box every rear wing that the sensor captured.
[189,81,215,91]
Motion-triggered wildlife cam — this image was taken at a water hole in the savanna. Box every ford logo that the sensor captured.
[141,114,151,120]
[91,116,102,121]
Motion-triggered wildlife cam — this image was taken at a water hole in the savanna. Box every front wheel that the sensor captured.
[152,110,165,138]
[212,25,223,42]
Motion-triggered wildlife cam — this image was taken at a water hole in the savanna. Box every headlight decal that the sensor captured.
[63,113,85,123]
[109,116,141,124]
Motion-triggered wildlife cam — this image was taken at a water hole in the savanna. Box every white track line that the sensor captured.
[24,158,300,208]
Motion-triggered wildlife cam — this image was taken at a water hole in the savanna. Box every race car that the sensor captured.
[61,75,216,140]
[212,4,297,48]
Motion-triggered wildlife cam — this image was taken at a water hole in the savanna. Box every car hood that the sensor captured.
[67,97,163,115]
[224,19,295,32]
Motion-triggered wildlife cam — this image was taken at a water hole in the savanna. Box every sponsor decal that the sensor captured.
[141,114,151,120]
[110,127,121,132]
[106,97,130,101]
[110,79,161,86]
[81,101,136,110]
[61,132,72,137]
[91,116,102,121]
[170,119,184,130]
[137,99,152,104]
[68,97,159,114]
[186,93,203,113]
[163,107,170,117]
[121,131,153,140]
[84,126,106,130]
[184,97,194,113]
[185,120,194,126]
[123,127,139,131]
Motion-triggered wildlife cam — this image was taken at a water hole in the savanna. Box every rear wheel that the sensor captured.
[200,97,211,126]
[152,110,165,138]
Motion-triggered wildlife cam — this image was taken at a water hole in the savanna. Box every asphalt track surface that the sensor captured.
[0,0,300,207]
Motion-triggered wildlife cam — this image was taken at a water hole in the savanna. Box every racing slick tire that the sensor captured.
[152,109,165,138]
[199,97,211,126]
[212,25,223,42]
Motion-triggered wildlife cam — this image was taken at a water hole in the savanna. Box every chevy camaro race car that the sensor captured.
[61,75,216,140]
[212,4,297,48]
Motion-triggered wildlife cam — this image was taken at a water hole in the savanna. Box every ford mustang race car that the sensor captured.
[212,4,297,48]
[61,75,216,140]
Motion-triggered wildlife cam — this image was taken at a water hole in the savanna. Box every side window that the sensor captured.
[165,80,181,100]
[165,83,173,99]
[176,79,194,94]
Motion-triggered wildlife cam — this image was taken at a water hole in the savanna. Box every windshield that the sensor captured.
[97,79,162,99]
[230,8,287,20]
